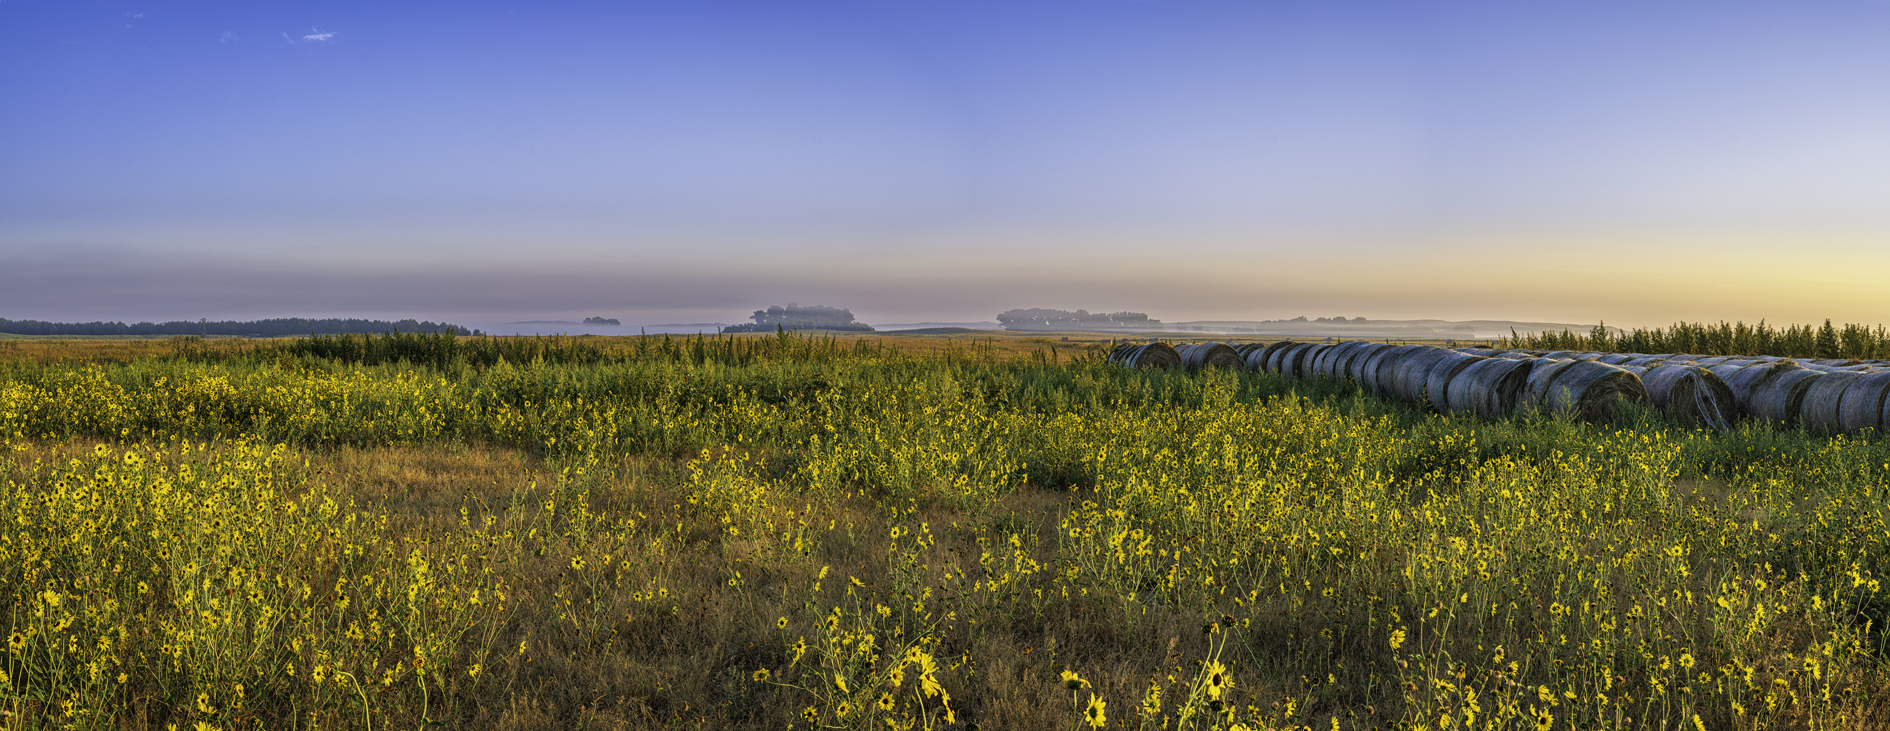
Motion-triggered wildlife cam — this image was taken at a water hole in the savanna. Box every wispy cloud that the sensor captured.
[219,31,235,43]
[302,28,335,43]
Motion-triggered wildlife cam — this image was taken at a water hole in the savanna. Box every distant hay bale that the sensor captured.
[1541,350,1581,360]
[1596,353,1635,365]
[1107,342,1183,370]
[1444,357,1533,418]
[1423,352,1488,411]
[1640,365,1735,432]
[1748,369,1823,425]
[1176,343,1242,371]
[1801,371,1864,434]
[1837,371,1890,433]
[1537,361,1649,421]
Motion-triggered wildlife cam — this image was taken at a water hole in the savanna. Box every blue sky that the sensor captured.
[5,1,1890,328]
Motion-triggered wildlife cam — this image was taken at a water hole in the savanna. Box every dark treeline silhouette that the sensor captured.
[0,317,469,337]
[721,304,874,333]
[1500,319,1890,360]
[997,308,1160,332]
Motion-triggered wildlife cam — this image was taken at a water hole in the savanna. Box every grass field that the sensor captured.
[2,332,1886,730]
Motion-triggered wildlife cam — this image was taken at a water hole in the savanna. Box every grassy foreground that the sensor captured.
[2,333,1888,730]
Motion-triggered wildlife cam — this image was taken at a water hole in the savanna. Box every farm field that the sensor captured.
[2,333,1888,730]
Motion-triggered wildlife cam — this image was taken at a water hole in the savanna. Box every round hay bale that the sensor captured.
[1541,350,1581,360]
[1107,342,1183,370]
[1596,353,1634,365]
[1260,343,1289,374]
[1308,343,1349,379]
[1705,364,1747,380]
[1522,359,1581,408]
[1234,342,1267,366]
[1748,369,1822,425]
[1538,361,1648,421]
[1177,343,1242,371]
[1389,347,1452,402]
[1424,352,1488,411]
[1352,344,1398,394]
[1291,344,1330,379]
[1801,371,1864,434]
[1344,343,1392,384]
[1381,345,1437,396]
[1640,365,1694,409]
[1718,362,1799,419]
[1444,357,1533,417]
[1882,385,1890,433]
[1323,341,1368,381]
[1641,365,1734,432]
[1363,345,1427,397]
[1494,351,1536,360]
[1252,341,1300,372]
[1836,371,1890,433]
[1267,343,1307,375]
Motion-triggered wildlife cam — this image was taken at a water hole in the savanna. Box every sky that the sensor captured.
[5,0,1890,329]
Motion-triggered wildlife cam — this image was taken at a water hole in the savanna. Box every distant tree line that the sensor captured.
[582,317,621,326]
[0,317,469,337]
[996,308,1160,331]
[722,304,874,333]
[1500,319,1890,360]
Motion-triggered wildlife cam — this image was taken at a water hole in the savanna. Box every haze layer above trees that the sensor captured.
[0,318,468,337]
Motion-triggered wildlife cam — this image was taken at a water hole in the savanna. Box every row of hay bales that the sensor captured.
[1107,340,1890,433]
[1451,348,1890,434]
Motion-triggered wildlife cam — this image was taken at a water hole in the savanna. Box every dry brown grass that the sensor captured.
[12,440,1295,729]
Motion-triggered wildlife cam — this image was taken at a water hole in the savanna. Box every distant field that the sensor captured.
[1,332,1884,729]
